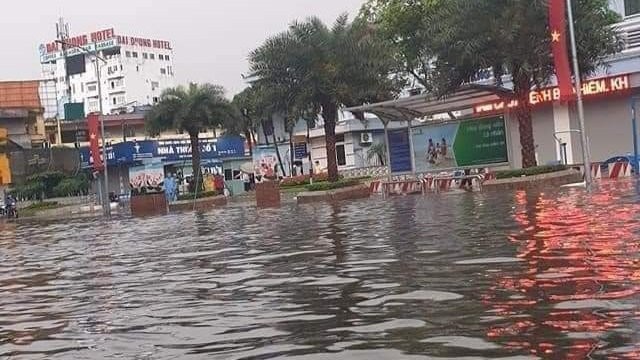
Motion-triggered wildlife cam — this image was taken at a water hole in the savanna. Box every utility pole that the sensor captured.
[567,0,593,190]
[56,39,111,216]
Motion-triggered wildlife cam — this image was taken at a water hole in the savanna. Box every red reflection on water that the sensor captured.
[483,180,640,358]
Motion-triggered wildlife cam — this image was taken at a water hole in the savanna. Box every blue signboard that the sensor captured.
[294,143,307,159]
[388,129,412,173]
[80,136,245,168]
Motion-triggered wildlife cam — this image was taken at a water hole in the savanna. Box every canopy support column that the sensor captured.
[407,119,416,176]
[383,119,392,181]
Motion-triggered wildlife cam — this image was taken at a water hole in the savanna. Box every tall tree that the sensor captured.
[250,14,403,182]
[229,88,261,156]
[363,0,620,168]
[146,83,232,190]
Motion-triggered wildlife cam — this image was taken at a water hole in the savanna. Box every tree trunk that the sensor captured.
[271,132,287,177]
[189,132,203,192]
[513,77,537,168]
[288,130,294,176]
[307,122,312,175]
[244,129,253,157]
[323,103,339,182]
[262,121,270,146]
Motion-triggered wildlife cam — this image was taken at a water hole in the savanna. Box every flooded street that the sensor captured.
[2,180,640,359]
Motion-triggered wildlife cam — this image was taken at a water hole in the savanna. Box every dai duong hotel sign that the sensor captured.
[473,75,631,115]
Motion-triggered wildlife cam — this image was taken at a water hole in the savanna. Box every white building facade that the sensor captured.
[39,26,176,119]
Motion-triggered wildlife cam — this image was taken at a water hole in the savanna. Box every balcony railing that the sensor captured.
[615,16,640,51]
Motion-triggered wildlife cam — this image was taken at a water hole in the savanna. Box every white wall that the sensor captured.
[46,44,175,119]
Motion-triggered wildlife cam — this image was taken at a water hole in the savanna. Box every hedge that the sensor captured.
[177,190,221,202]
[495,164,568,180]
[280,172,330,187]
[305,179,361,192]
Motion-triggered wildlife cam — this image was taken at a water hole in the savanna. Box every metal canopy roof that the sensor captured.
[344,84,514,122]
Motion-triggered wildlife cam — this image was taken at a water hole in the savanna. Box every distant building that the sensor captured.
[39,22,176,127]
[0,81,47,149]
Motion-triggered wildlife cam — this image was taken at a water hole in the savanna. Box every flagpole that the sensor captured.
[566,0,593,189]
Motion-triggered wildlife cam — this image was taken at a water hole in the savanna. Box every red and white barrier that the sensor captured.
[608,162,632,179]
[370,181,382,194]
[590,163,602,179]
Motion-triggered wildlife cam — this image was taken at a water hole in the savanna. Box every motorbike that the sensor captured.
[1,202,18,219]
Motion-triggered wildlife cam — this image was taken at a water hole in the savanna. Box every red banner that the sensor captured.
[549,0,574,102]
[87,113,104,171]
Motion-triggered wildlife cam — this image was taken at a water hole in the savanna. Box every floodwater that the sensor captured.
[3,180,640,359]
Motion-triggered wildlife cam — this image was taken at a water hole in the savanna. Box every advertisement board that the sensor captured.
[412,116,508,172]
[129,163,164,194]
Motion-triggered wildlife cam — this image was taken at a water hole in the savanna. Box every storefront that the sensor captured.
[346,72,640,174]
[80,135,247,195]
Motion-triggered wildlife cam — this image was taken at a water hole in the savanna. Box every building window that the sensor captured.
[153,96,159,103]
[81,83,84,92]
[160,68,167,75]
[125,51,131,57]
[336,144,347,166]
[626,0,640,16]
[87,83,97,92]
[151,81,159,90]
[72,84,76,94]
[336,134,345,143]
[132,52,138,58]
[111,81,115,89]
[143,53,148,59]
[113,98,117,105]
[149,53,155,60]
[158,54,164,60]
[165,55,170,61]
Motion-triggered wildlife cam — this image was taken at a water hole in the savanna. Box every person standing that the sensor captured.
[241,172,251,192]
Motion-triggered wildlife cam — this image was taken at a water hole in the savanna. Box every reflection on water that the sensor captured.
[2,180,640,359]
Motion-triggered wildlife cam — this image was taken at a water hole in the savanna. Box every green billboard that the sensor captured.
[412,116,508,172]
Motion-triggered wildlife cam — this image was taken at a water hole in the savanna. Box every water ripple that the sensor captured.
[2,180,640,358]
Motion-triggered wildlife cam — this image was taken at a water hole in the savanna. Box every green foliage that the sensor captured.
[305,179,361,192]
[495,164,568,179]
[146,83,233,188]
[367,143,387,166]
[249,14,404,181]
[280,173,331,187]
[24,201,60,211]
[53,175,90,197]
[11,172,89,200]
[177,191,221,202]
[360,0,621,167]
[146,83,233,137]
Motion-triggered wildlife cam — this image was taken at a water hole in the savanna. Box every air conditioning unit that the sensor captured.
[360,132,373,145]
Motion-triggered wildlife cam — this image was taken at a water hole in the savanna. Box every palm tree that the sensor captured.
[367,142,386,166]
[146,83,232,190]
[229,88,261,156]
[249,14,402,182]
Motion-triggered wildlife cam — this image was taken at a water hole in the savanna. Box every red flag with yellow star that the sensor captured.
[549,0,574,102]
[87,113,104,171]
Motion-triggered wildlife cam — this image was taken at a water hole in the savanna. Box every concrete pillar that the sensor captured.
[553,103,575,164]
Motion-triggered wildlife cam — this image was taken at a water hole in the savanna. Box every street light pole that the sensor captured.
[56,40,111,216]
[567,0,593,190]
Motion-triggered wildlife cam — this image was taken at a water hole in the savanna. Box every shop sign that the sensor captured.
[473,74,631,115]
[80,136,245,168]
